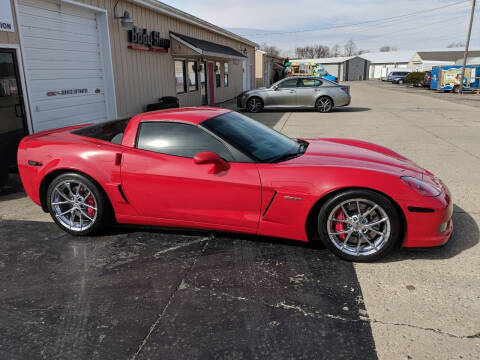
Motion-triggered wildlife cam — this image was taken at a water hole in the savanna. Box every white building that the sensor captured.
[360,51,413,80]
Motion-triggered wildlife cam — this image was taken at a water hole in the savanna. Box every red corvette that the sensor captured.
[17,108,452,261]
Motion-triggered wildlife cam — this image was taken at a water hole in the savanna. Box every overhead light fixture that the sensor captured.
[114,0,134,30]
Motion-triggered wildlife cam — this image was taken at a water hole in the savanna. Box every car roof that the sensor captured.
[138,107,232,125]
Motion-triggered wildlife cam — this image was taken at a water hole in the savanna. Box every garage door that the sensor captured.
[18,0,109,132]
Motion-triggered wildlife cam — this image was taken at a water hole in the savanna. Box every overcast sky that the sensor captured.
[165,0,479,56]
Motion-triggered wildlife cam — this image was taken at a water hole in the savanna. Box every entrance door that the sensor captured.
[200,61,208,105]
[0,49,27,183]
[208,62,215,104]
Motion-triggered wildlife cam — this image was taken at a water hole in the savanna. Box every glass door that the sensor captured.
[0,49,27,187]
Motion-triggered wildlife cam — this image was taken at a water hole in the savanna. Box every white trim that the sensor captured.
[131,0,258,48]
[0,42,33,134]
[14,0,117,132]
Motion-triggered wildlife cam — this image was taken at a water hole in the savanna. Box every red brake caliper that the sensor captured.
[334,209,347,240]
[86,195,96,217]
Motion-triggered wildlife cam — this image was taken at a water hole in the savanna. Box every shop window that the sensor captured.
[224,63,229,87]
[215,62,221,88]
[187,61,198,92]
[175,60,186,94]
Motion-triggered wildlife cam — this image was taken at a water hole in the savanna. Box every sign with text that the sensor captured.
[0,0,15,32]
[128,26,170,51]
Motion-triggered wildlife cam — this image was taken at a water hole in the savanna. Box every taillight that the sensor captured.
[341,87,349,94]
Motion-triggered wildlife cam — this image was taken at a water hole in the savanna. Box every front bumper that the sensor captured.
[400,189,453,248]
[237,94,246,109]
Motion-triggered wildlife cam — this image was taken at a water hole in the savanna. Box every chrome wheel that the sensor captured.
[50,180,98,232]
[326,198,391,257]
[247,97,262,113]
[316,97,333,112]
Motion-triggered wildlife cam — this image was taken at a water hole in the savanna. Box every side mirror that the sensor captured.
[272,85,279,91]
[193,151,230,173]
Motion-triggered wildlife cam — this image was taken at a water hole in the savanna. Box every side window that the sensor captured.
[277,78,298,88]
[136,122,233,161]
[299,78,322,87]
[175,60,186,93]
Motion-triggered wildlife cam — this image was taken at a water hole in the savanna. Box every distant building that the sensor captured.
[360,51,413,79]
[289,56,370,81]
[409,49,480,71]
[255,50,285,88]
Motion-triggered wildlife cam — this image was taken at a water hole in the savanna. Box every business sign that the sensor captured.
[128,26,170,52]
[0,0,15,32]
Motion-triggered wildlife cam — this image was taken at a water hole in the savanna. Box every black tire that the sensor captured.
[452,85,460,94]
[46,173,110,236]
[316,189,401,262]
[398,79,404,84]
[315,96,333,113]
[246,97,263,113]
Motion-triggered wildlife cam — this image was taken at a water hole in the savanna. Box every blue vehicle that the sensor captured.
[430,65,480,92]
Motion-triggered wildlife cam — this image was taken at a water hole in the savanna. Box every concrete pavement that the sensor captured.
[249,81,480,359]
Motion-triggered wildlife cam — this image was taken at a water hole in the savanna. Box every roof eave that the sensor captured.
[130,0,258,48]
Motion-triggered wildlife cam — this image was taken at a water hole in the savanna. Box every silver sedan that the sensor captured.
[237,76,351,113]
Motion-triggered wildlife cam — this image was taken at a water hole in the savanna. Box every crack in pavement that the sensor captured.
[130,235,212,360]
[180,281,480,341]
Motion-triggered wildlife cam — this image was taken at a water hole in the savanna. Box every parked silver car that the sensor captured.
[237,76,351,113]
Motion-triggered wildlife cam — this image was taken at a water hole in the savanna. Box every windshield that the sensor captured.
[202,112,300,162]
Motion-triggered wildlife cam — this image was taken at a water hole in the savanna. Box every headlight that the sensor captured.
[401,176,441,197]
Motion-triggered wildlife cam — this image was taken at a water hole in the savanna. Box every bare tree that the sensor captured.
[446,41,465,48]
[260,43,281,57]
[330,44,341,57]
[313,45,330,58]
[379,45,397,52]
[358,49,369,55]
[343,39,357,56]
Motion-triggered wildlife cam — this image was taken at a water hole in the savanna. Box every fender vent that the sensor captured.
[408,206,434,213]
[118,185,129,203]
[262,190,277,217]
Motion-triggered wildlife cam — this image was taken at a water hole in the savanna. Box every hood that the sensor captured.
[287,138,425,178]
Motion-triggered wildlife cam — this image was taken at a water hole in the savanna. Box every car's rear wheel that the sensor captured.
[452,85,460,94]
[317,189,401,262]
[316,96,333,113]
[246,97,263,113]
[398,79,404,84]
[47,173,109,236]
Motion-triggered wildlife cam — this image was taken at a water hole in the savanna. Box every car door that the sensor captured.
[295,78,322,107]
[120,121,261,230]
[265,78,298,107]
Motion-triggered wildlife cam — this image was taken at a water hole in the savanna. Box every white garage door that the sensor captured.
[18,0,109,132]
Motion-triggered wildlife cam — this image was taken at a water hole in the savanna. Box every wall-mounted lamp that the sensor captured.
[114,0,134,30]
[242,48,248,56]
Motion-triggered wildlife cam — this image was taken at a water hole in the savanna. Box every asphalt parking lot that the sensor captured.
[1,81,479,359]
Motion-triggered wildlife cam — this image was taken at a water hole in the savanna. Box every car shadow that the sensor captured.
[334,107,371,112]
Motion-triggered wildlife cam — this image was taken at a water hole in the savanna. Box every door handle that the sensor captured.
[14,104,24,118]
[289,90,296,93]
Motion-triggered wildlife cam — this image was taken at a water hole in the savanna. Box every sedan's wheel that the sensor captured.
[316,96,333,113]
[246,97,263,113]
[317,190,401,262]
[47,173,109,236]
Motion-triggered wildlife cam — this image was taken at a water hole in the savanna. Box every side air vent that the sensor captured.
[262,190,277,217]
[407,206,434,213]
[118,185,129,203]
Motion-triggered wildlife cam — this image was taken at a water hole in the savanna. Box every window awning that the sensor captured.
[170,32,247,60]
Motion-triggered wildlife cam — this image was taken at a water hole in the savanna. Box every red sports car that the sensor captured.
[17,108,453,261]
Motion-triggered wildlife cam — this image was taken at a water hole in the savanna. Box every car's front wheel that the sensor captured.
[317,189,401,262]
[46,173,110,236]
[246,97,263,113]
[316,96,333,113]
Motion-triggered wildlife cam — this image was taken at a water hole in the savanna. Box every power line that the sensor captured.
[239,0,470,37]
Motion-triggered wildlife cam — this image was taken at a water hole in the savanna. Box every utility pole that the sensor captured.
[459,0,476,94]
